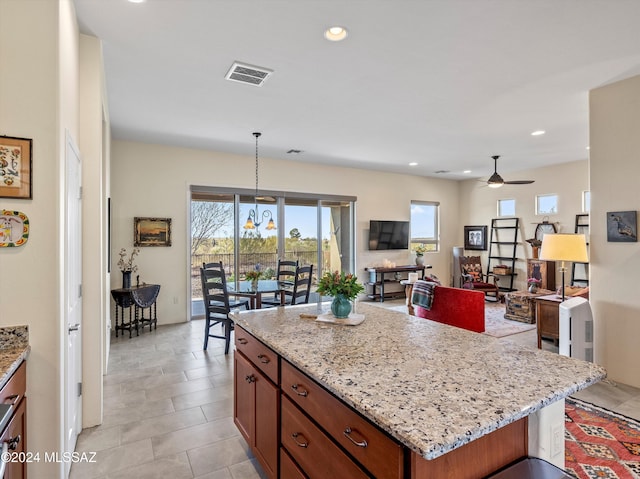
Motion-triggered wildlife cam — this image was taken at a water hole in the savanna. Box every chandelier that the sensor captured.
[244,132,276,230]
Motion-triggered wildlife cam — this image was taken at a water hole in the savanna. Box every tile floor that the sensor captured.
[71,302,640,478]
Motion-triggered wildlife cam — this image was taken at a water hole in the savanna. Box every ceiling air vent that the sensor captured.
[225,62,273,87]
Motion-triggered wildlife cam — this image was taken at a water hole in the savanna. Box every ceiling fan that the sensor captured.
[487,155,534,188]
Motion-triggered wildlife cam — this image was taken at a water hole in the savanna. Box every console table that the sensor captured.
[365,265,428,302]
[111,284,160,338]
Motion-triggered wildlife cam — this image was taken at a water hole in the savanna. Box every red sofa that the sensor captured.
[413,285,485,333]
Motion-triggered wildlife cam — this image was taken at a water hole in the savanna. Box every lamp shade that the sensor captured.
[539,234,589,263]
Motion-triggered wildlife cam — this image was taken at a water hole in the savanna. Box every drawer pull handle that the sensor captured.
[237,338,248,345]
[8,435,21,451]
[344,427,368,448]
[290,384,308,397]
[291,432,308,448]
[257,354,270,364]
[4,394,19,406]
[245,374,256,383]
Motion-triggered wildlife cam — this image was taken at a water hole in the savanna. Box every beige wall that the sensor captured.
[459,160,589,291]
[79,33,109,428]
[590,75,640,388]
[0,0,80,476]
[110,140,461,323]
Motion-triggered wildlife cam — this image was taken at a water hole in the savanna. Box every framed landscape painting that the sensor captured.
[464,225,487,250]
[134,217,172,246]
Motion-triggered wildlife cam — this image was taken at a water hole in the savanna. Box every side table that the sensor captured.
[400,280,415,315]
[111,284,161,338]
[536,294,563,349]
[504,289,554,324]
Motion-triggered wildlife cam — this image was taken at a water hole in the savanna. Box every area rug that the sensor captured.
[565,398,640,479]
[482,301,536,338]
[368,300,536,338]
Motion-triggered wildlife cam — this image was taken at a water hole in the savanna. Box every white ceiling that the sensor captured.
[73,0,640,181]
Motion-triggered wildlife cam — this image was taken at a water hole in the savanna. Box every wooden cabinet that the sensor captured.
[281,360,404,479]
[536,295,562,349]
[527,259,556,292]
[234,328,279,479]
[281,396,369,478]
[0,361,27,479]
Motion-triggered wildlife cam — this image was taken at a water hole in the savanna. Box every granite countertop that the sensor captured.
[233,302,606,460]
[0,326,30,388]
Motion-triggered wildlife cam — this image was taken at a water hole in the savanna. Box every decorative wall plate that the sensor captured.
[0,210,29,247]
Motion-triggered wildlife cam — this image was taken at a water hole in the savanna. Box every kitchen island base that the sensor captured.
[234,323,570,479]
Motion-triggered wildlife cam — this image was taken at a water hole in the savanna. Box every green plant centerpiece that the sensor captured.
[317,270,364,319]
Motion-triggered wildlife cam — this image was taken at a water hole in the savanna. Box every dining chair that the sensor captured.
[262,264,314,307]
[290,264,313,305]
[203,262,250,310]
[200,266,234,353]
[261,259,298,306]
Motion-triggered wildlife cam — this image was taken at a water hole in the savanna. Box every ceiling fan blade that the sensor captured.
[504,180,535,185]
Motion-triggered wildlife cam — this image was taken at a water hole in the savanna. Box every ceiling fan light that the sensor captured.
[487,172,504,187]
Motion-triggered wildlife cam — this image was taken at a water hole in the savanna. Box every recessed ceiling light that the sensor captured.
[324,26,348,42]
[128,0,146,3]
[586,146,590,150]
[409,162,418,166]
[531,130,545,136]
[463,170,472,174]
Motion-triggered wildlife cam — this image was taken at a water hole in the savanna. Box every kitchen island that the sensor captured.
[233,302,605,478]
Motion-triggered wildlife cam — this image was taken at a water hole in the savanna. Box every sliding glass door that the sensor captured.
[190,187,355,318]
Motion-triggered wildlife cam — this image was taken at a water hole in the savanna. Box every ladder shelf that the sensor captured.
[486,217,520,292]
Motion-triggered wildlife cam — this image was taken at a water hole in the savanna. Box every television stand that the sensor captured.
[365,265,429,302]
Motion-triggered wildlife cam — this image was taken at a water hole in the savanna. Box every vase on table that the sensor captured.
[528,283,539,294]
[415,255,425,266]
[122,271,132,289]
[251,279,259,291]
[331,294,352,319]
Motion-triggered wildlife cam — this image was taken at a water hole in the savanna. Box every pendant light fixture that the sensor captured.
[244,132,276,230]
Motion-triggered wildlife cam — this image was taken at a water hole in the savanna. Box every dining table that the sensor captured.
[228,280,288,309]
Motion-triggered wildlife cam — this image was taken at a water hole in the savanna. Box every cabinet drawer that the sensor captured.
[235,326,279,384]
[282,360,404,479]
[0,362,26,408]
[280,447,307,479]
[281,396,368,479]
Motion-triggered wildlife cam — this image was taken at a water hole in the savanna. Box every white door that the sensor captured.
[65,132,83,475]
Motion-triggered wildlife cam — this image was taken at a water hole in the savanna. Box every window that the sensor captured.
[189,186,356,319]
[583,191,590,213]
[536,194,558,215]
[498,199,516,217]
[410,201,439,252]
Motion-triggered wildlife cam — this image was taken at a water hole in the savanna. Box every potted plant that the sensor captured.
[245,270,262,290]
[317,270,364,318]
[414,243,428,265]
[527,277,542,293]
[117,247,140,288]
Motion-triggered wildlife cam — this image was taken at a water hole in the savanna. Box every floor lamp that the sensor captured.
[539,234,589,301]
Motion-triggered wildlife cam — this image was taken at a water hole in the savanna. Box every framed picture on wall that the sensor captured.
[0,136,32,199]
[134,217,172,246]
[607,211,637,242]
[464,225,487,250]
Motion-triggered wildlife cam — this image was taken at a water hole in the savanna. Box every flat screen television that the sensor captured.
[368,220,410,250]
